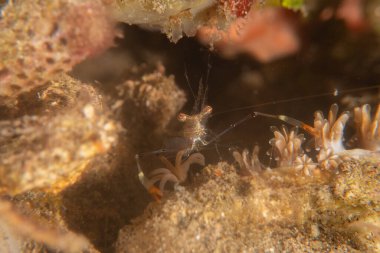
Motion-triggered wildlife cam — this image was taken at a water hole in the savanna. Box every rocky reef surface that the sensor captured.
[117,159,380,252]
[0,0,379,252]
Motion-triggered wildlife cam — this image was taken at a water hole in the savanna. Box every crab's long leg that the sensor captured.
[135,154,163,201]
[202,110,316,147]
[205,113,256,146]
[254,112,318,136]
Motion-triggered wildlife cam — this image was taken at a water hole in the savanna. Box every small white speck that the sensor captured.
[333,88,339,96]
[195,234,200,240]
[83,104,95,119]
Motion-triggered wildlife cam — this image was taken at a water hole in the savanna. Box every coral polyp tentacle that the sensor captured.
[294,154,317,176]
[252,103,380,172]
[138,149,205,198]
[269,125,306,167]
[231,145,263,175]
[354,104,380,151]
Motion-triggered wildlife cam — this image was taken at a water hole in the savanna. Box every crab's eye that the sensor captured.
[178,113,188,122]
[202,105,213,115]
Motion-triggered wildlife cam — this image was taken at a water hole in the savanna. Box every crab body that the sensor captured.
[178,105,213,152]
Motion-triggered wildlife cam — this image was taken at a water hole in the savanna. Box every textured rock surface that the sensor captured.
[0,0,116,98]
[0,75,121,195]
[117,159,380,252]
[0,0,380,252]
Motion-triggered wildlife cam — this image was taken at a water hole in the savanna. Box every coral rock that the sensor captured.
[0,75,121,195]
[0,0,116,98]
[117,159,380,252]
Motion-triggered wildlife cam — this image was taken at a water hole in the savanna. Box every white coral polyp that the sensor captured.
[354,104,380,151]
[148,149,205,193]
[294,154,317,176]
[313,104,350,154]
[269,126,305,167]
[232,145,263,175]
[317,148,341,170]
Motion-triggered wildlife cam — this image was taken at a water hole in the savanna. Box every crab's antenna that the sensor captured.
[212,84,380,117]
[200,54,211,111]
[203,53,211,110]
[202,79,209,111]
[135,154,162,201]
[138,148,181,157]
[192,76,203,113]
[184,64,196,101]
[254,112,317,136]
[205,53,212,86]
